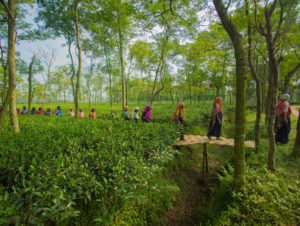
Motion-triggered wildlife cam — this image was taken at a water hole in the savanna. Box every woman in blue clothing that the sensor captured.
[55,106,63,117]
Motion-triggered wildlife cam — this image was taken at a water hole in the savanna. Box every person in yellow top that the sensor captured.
[89,108,97,119]
[67,107,75,117]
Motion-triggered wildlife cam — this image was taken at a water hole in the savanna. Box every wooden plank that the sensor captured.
[174,135,255,149]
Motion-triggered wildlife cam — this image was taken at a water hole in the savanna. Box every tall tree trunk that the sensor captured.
[261,63,267,114]
[28,55,36,111]
[292,109,300,158]
[104,45,113,107]
[87,59,93,110]
[117,10,126,108]
[213,0,247,191]
[0,44,8,104]
[265,66,272,125]
[264,3,280,172]
[68,40,76,101]
[246,1,261,149]
[0,0,19,133]
[74,2,82,115]
[125,54,133,106]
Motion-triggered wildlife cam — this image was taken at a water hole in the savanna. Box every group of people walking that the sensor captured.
[1,94,292,143]
[17,106,97,118]
[120,105,153,122]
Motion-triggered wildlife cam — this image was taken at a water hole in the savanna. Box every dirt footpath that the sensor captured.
[291,106,299,118]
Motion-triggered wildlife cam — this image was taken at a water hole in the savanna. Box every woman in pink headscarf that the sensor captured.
[142,105,152,122]
[275,94,291,144]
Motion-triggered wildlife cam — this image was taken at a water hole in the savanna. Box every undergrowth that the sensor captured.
[197,112,300,225]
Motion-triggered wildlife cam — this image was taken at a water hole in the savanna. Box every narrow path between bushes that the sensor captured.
[291,106,299,118]
[164,147,223,226]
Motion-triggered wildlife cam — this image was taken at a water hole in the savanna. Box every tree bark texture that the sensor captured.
[68,40,76,101]
[104,45,113,107]
[246,0,261,149]
[213,0,247,191]
[117,9,126,108]
[264,2,280,171]
[28,55,36,111]
[0,44,8,104]
[0,0,19,133]
[74,2,82,115]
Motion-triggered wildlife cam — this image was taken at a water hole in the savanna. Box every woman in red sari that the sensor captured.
[207,97,223,140]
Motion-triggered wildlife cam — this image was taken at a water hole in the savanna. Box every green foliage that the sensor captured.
[0,117,180,225]
[197,113,300,225]
[198,165,300,225]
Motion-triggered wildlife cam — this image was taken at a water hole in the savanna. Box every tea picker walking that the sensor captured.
[67,107,75,117]
[78,109,84,118]
[142,105,152,122]
[131,107,139,122]
[111,110,117,120]
[31,107,36,115]
[207,97,223,140]
[45,108,53,116]
[20,106,28,114]
[172,102,185,140]
[55,106,63,117]
[89,108,97,119]
[275,94,291,144]
[122,106,131,120]
[37,107,44,115]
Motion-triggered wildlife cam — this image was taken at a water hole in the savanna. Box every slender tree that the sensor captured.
[28,55,36,111]
[0,0,19,133]
[213,0,247,190]
[246,0,261,149]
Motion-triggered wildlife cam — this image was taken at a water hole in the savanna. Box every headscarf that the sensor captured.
[276,94,290,115]
[144,105,152,120]
[56,106,62,116]
[131,107,139,120]
[214,97,223,113]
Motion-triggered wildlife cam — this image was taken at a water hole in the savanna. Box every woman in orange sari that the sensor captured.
[172,102,185,124]
[89,108,97,119]
[172,102,185,140]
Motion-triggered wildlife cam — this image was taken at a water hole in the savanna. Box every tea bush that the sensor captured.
[0,116,180,225]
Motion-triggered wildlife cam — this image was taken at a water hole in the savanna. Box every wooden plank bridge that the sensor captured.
[174,135,255,178]
[174,135,255,149]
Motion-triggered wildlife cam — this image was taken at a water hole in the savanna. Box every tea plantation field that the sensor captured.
[1,112,184,224]
[2,103,298,225]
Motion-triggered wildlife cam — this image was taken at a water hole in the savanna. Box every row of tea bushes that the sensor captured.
[0,117,180,225]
